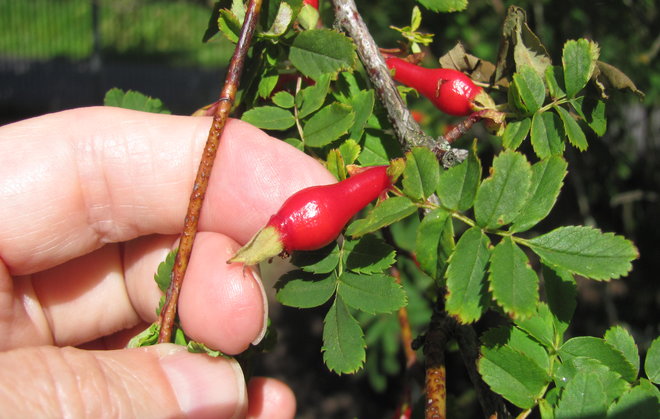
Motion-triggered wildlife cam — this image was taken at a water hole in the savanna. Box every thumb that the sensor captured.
[0,344,247,418]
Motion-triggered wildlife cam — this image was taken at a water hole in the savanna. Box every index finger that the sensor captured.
[0,107,335,275]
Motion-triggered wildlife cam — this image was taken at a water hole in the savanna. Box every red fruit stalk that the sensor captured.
[385,57,483,117]
[229,165,394,265]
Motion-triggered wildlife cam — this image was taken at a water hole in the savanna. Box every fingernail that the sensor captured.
[158,345,247,419]
[247,267,269,346]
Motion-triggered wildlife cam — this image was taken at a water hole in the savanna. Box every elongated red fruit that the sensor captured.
[303,0,319,9]
[385,57,481,117]
[228,165,394,265]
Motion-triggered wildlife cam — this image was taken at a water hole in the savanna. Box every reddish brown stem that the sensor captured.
[157,0,263,343]
[423,311,455,419]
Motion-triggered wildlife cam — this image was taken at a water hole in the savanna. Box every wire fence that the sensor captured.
[0,0,231,122]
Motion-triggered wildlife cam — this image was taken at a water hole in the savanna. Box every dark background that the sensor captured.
[1,1,658,417]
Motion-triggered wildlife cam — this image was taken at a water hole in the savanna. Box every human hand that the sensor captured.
[0,107,336,418]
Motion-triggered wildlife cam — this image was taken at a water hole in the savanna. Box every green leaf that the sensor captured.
[554,105,588,150]
[515,303,556,349]
[338,272,406,314]
[512,65,546,113]
[511,156,568,233]
[217,9,241,43]
[344,235,396,274]
[445,227,491,323]
[608,383,660,419]
[303,103,355,147]
[605,326,640,377]
[325,149,347,180]
[154,248,177,292]
[276,270,337,308]
[437,140,481,211]
[545,65,566,99]
[571,96,607,136]
[556,357,631,405]
[530,111,565,159]
[489,237,539,319]
[543,266,576,343]
[483,326,551,372]
[554,370,607,419]
[358,128,403,165]
[479,334,550,408]
[290,242,340,274]
[126,323,160,348]
[297,3,320,30]
[104,88,170,114]
[272,91,295,108]
[416,0,467,13]
[415,208,454,280]
[474,150,532,229]
[348,90,375,141]
[526,226,638,280]
[339,139,361,165]
[322,296,366,374]
[297,73,332,119]
[502,118,531,150]
[259,2,293,38]
[241,106,295,130]
[187,340,226,358]
[559,336,638,382]
[346,197,417,237]
[645,336,660,383]
[289,29,356,80]
[563,39,599,98]
[257,68,280,99]
[402,147,440,201]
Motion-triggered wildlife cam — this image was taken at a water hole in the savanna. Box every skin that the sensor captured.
[0,107,336,418]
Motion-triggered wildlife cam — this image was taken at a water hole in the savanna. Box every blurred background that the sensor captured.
[1,0,658,417]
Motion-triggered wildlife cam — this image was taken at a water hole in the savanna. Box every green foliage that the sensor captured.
[133,1,655,414]
[104,88,171,114]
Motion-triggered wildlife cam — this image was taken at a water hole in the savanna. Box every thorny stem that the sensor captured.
[331,0,467,168]
[157,0,263,343]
